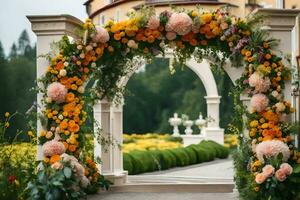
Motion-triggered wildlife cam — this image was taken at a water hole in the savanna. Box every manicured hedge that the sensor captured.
[123,140,229,175]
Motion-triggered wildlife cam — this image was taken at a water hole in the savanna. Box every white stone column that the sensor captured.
[95,99,127,185]
[27,15,83,161]
[204,96,224,144]
[109,101,127,185]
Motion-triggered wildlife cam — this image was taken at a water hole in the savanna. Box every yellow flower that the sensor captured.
[5,122,9,128]
[27,131,34,137]
[249,120,258,128]
[4,112,10,118]
[14,180,20,187]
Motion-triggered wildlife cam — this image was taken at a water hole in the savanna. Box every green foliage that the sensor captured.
[26,164,86,200]
[124,140,229,175]
[0,31,36,139]
[0,113,37,200]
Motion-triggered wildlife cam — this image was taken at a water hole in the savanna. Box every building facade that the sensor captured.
[84,0,300,25]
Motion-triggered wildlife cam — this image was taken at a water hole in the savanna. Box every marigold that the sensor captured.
[56,61,64,70]
[60,120,68,130]
[68,145,77,152]
[50,155,61,164]
[66,92,75,103]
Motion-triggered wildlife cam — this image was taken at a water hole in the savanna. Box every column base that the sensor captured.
[103,171,128,186]
[204,127,224,145]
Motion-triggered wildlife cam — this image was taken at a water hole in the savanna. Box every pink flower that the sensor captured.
[127,40,138,49]
[250,93,269,112]
[280,163,293,175]
[80,176,90,188]
[255,140,290,163]
[262,165,275,177]
[74,162,85,177]
[248,72,270,93]
[220,22,229,30]
[43,140,65,157]
[51,162,63,170]
[255,173,266,184]
[275,169,286,182]
[93,27,110,43]
[47,82,67,104]
[166,13,192,35]
[147,16,160,30]
[166,31,177,40]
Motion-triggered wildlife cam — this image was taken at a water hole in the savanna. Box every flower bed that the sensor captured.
[123,140,229,175]
[123,133,182,152]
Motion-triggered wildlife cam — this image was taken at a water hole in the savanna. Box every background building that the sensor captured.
[84,0,300,25]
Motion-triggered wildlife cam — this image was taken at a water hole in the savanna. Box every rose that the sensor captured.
[255,173,266,184]
[51,162,63,170]
[166,32,177,40]
[275,169,286,182]
[262,165,275,177]
[280,163,293,175]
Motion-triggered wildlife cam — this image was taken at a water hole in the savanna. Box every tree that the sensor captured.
[0,41,5,61]
[9,43,18,59]
[18,30,31,55]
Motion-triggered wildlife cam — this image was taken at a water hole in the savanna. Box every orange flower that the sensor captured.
[60,120,68,130]
[60,77,69,85]
[263,42,269,49]
[200,40,207,46]
[50,155,61,164]
[84,67,89,73]
[68,122,80,133]
[144,29,152,36]
[63,142,69,149]
[108,46,114,52]
[143,47,149,54]
[76,79,83,86]
[56,61,64,70]
[66,92,75,103]
[68,145,77,152]
[147,35,155,43]
[135,33,144,41]
[265,54,272,60]
[126,30,136,37]
[114,33,121,40]
[121,38,128,44]
[95,48,102,56]
[152,30,160,38]
[189,39,197,46]
[71,84,78,91]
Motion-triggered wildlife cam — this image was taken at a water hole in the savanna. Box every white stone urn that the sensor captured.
[183,120,194,135]
[195,113,206,135]
[168,113,182,136]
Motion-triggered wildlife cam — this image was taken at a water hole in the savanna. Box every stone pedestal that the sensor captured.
[181,135,205,147]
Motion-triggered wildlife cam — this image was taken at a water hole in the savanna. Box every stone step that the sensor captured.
[128,174,233,184]
[89,192,238,200]
[106,182,234,193]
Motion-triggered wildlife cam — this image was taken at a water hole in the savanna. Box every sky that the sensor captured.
[0,0,88,56]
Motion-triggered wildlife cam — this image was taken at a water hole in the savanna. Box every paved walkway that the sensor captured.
[88,159,236,200]
[89,192,237,200]
[129,158,234,184]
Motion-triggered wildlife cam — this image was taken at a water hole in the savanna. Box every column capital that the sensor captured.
[204,96,221,103]
[254,9,300,31]
[27,15,83,38]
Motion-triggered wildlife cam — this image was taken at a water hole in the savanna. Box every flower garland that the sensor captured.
[38,6,299,198]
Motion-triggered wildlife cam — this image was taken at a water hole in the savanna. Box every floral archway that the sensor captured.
[32,6,300,200]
